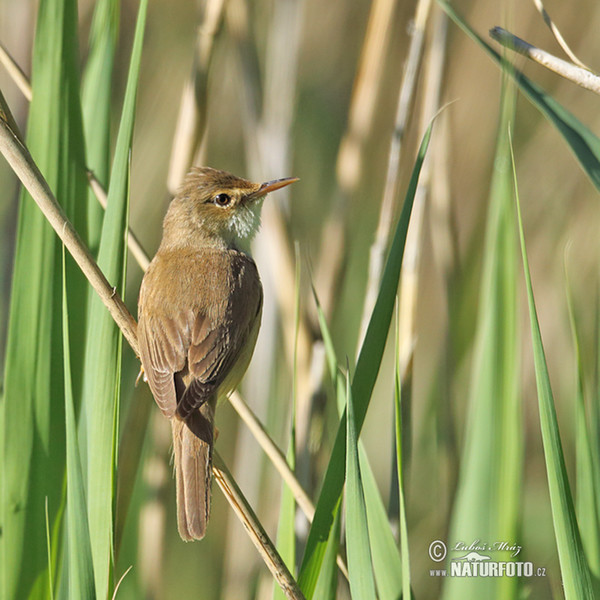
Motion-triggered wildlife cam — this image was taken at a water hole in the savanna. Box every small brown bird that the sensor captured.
[137,167,297,540]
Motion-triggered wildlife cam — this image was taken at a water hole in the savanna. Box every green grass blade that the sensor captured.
[299,121,433,598]
[345,367,377,600]
[273,248,301,600]
[394,345,411,600]
[312,511,342,600]
[0,0,87,596]
[81,1,147,597]
[62,249,96,599]
[44,498,54,600]
[594,297,600,554]
[437,0,600,193]
[512,140,596,599]
[314,287,404,599]
[442,85,521,600]
[360,448,403,600]
[81,0,119,254]
[565,267,600,577]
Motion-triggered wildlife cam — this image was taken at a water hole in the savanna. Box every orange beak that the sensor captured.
[247,176,299,200]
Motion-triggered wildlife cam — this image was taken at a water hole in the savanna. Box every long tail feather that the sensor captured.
[171,402,214,541]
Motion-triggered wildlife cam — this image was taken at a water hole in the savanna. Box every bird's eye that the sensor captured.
[214,193,231,207]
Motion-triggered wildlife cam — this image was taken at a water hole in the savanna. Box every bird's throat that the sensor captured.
[224,197,264,251]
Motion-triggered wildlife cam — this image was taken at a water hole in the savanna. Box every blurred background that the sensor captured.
[2,0,600,598]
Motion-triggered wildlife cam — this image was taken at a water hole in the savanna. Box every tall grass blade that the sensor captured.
[345,366,377,600]
[299,121,434,598]
[81,0,119,254]
[44,498,54,600]
[312,511,342,600]
[442,85,521,599]
[81,1,147,597]
[394,340,411,600]
[565,268,600,577]
[437,0,600,194]
[512,140,596,599]
[360,448,403,600]
[62,249,96,599]
[273,249,301,600]
[314,289,403,599]
[0,0,87,596]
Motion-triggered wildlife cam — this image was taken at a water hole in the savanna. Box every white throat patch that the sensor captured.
[226,197,264,246]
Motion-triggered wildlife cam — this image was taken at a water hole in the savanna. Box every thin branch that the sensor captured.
[398,4,446,382]
[228,391,350,580]
[357,0,433,349]
[531,0,592,71]
[0,110,139,356]
[213,452,306,600]
[167,0,226,194]
[0,41,32,100]
[87,169,150,271]
[316,0,400,319]
[490,27,600,95]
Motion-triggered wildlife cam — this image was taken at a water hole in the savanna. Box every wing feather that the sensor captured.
[138,249,262,420]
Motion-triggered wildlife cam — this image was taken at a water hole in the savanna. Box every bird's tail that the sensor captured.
[171,401,215,541]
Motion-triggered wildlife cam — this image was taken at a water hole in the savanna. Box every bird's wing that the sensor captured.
[138,251,262,420]
[177,255,263,418]
[137,308,192,418]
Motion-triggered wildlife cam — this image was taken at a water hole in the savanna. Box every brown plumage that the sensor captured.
[137,167,297,540]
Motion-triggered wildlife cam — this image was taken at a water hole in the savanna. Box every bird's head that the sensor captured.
[162,167,298,251]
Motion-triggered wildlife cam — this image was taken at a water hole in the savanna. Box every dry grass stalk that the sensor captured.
[357,0,433,349]
[490,27,600,95]
[398,0,447,381]
[531,0,592,71]
[167,0,226,194]
[0,109,140,356]
[315,0,399,320]
[225,0,318,507]
[336,0,400,192]
[0,41,31,101]
[213,452,306,600]
[87,169,151,271]
[425,10,456,286]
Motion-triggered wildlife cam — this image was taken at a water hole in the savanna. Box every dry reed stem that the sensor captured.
[228,390,314,519]
[87,169,150,271]
[221,3,320,594]
[398,7,447,382]
[425,10,456,285]
[0,41,31,101]
[213,452,306,600]
[167,0,226,194]
[490,27,600,95]
[336,0,399,192]
[357,0,433,349]
[226,0,316,482]
[531,0,592,71]
[0,110,140,356]
[0,99,302,600]
[315,0,399,319]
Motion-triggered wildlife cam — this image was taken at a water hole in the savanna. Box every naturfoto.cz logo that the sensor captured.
[428,540,547,579]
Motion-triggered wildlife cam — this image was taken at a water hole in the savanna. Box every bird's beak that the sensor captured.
[247,176,299,201]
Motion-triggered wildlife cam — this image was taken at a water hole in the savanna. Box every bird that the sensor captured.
[137,166,298,541]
